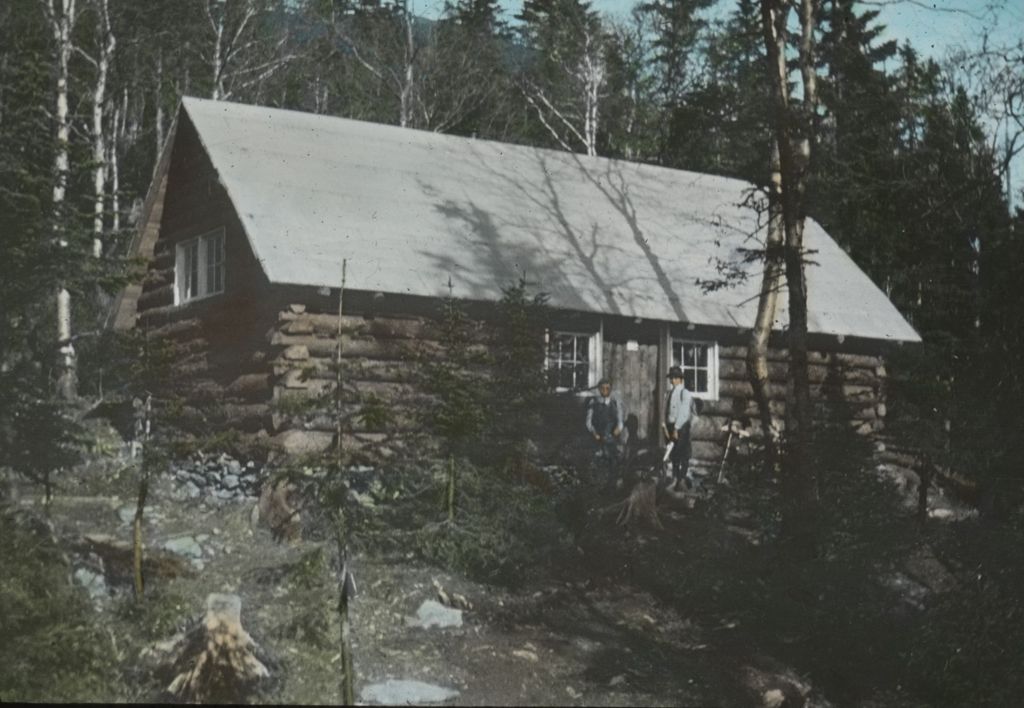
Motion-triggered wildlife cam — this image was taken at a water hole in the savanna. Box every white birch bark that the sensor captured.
[154,50,164,170]
[43,0,78,399]
[109,100,120,232]
[521,18,606,157]
[202,0,293,102]
[399,7,415,129]
[330,1,419,129]
[87,0,115,258]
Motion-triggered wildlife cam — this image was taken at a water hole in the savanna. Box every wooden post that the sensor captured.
[655,323,669,449]
[333,259,355,705]
[133,393,152,597]
[334,518,356,706]
[336,260,347,467]
[446,455,456,523]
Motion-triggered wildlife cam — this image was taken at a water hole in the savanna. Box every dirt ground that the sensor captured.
[9,453,829,707]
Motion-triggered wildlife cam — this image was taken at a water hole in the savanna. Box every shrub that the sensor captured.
[0,506,117,702]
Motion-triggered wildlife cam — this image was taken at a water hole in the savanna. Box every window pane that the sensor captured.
[187,241,199,299]
[683,345,695,366]
[575,336,589,363]
[696,345,708,367]
[684,370,695,391]
[696,370,708,393]
[207,232,224,294]
[561,335,573,361]
[558,366,573,390]
[574,363,589,390]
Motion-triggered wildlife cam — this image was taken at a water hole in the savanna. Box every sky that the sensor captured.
[413,0,1023,202]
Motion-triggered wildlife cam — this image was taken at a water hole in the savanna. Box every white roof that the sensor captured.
[180,97,919,343]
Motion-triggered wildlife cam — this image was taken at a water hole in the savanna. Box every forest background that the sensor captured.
[3,0,1024,704]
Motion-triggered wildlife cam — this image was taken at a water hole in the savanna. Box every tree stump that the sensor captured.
[165,594,270,703]
[253,479,301,542]
[611,477,663,530]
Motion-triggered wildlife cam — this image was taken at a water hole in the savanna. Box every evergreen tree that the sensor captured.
[635,0,713,169]
[810,0,902,287]
[670,0,768,177]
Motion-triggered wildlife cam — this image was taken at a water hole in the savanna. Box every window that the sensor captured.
[175,228,225,304]
[546,330,599,391]
[671,339,718,399]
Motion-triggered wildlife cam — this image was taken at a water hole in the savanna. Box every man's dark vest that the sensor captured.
[591,396,619,432]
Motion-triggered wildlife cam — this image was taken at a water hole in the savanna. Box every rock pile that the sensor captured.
[170,453,261,504]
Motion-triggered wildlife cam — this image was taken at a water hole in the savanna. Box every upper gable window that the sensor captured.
[175,228,225,305]
[671,339,719,399]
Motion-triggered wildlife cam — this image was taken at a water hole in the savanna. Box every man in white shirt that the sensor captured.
[664,365,694,492]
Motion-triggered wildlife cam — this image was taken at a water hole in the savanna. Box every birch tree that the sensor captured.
[327,0,424,129]
[746,139,784,469]
[200,0,295,102]
[517,0,609,157]
[42,0,80,400]
[77,0,116,258]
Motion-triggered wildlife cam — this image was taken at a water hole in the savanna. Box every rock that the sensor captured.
[351,490,376,508]
[163,535,203,559]
[905,547,958,594]
[406,599,463,629]
[566,686,582,699]
[360,679,459,705]
[227,459,242,474]
[185,481,202,499]
[118,504,146,524]
[222,474,240,490]
[273,429,333,456]
[74,567,108,601]
[512,649,539,662]
[762,689,786,708]
[608,674,626,687]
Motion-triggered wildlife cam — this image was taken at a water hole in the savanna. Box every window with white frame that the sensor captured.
[671,339,718,398]
[175,228,225,304]
[546,330,600,391]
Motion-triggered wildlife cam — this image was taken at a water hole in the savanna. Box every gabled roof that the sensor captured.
[166,96,920,343]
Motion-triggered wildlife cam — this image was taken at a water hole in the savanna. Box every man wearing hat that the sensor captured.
[664,365,694,491]
[586,377,627,481]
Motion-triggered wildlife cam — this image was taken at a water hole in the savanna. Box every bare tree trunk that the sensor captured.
[89,0,115,258]
[109,100,120,232]
[747,138,785,471]
[399,7,415,129]
[44,0,78,400]
[207,1,225,100]
[759,0,820,551]
[154,50,164,169]
[581,29,603,157]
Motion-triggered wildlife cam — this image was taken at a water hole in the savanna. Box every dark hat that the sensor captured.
[597,377,612,387]
[667,366,684,379]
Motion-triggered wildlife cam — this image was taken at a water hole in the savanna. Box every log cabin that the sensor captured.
[108,97,920,465]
